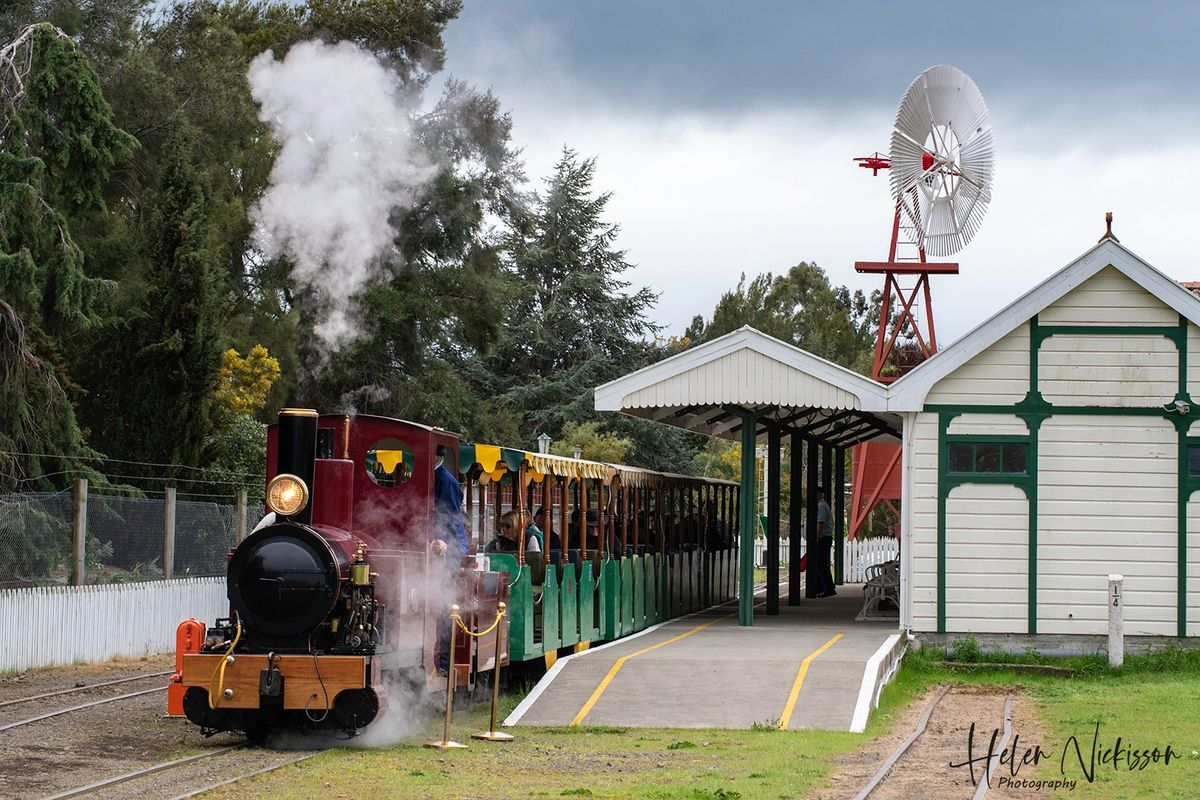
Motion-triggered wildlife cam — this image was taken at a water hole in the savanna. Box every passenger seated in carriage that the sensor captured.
[637,511,659,554]
[534,505,562,551]
[570,508,606,555]
[484,510,543,555]
[701,501,730,550]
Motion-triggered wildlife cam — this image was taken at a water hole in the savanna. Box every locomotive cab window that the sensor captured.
[948,441,1028,475]
[365,438,415,487]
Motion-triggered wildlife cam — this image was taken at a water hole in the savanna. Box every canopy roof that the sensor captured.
[594,327,900,447]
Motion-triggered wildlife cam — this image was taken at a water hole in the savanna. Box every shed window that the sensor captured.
[948,443,973,472]
[1189,445,1200,477]
[947,441,1028,475]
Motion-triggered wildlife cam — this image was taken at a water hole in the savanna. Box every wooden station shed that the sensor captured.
[598,237,1200,645]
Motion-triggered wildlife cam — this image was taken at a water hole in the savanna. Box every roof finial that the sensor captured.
[1098,211,1119,243]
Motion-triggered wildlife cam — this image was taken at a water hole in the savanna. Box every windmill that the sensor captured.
[850,65,995,539]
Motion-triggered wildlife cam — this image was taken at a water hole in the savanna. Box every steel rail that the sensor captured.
[0,670,171,709]
[972,693,1014,800]
[167,752,320,800]
[0,685,165,733]
[41,745,245,800]
[850,684,949,800]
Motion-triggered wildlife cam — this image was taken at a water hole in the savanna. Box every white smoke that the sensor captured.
[248,40,437,355]
[349,495,461,747]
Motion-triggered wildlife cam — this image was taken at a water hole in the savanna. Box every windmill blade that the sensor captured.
[888,65,995,257]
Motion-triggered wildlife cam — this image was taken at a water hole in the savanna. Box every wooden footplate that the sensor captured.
[180,653,367,710]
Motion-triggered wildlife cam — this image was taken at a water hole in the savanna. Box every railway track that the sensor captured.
[0,672,168,733]
[41,744,319,800]
[0,670,172,710]
[851,686,1014,800]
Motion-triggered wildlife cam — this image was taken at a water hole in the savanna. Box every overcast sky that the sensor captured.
[441,1,1200,344]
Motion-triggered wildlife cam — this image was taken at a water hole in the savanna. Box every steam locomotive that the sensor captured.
[169,408,741,741]
[169,410,508,740]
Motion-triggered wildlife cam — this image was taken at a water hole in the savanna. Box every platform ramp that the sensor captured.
[506,586,899,730]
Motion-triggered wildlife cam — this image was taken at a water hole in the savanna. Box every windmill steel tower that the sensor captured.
[849,65,994,539]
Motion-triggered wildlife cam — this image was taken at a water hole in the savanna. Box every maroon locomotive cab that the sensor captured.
[265,414,461,540]
[266,413,469,675]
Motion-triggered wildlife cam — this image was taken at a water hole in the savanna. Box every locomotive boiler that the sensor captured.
[169,409,508,741]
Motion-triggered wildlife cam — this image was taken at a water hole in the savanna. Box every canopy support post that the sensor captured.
[805,438,819,598]
[788,430,803,605]
[835,447,846,585]
[738,410,758,626]
[766,426,781,615]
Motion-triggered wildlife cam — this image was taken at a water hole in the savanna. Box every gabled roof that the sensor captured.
[595,326,889,414]
[887,239,1200,410]
[594,326,898,446]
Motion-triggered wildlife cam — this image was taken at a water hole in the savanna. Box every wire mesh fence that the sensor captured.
[0,487,247,588]
[0,490,74,588]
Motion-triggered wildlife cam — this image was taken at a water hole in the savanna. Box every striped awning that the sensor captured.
[460,443,613,483]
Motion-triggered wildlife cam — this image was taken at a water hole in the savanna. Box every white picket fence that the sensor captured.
[753,537,898,583]
[0,578,227,672]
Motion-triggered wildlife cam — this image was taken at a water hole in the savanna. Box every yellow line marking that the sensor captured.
[569,613,733,726]
[778,633,843,730]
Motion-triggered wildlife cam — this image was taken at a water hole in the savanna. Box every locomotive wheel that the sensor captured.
[182,686,225,731]
[333,688,380,732]
[245,724,272,746]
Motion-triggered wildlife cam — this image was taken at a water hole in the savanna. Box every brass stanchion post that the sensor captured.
[426,604,468,749]
[472,602,513,742]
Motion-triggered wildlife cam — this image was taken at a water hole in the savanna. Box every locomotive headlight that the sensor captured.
[266,474,309,517]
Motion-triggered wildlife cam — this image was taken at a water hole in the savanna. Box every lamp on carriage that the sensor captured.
[573,445,582,460]
[537,432,552,454]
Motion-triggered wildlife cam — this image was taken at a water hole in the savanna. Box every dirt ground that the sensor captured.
[0,654,172,705]
[813,685,1047,800]
[0,655,236,799]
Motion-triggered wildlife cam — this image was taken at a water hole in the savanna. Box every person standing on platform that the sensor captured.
[814,486,837,598]
[431,444,470,675]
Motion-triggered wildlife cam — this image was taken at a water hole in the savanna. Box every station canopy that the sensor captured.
[594,326,900,447]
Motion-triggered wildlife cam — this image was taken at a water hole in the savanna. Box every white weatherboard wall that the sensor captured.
[1187,497,1200,637]
[0,578,227,672]
[1037,417,1177,636]
[1040,335,1177,407]
[945,484,1029,633]
[908,412,938,632]
[923,323,1030,406]
[1039,267,1178,326]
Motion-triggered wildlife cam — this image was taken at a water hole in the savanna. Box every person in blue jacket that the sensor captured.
[431,444,470,674]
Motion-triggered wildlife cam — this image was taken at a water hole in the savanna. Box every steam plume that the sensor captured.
[248,40,436,355]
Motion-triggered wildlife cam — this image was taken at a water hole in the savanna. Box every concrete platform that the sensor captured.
[505,584,900,730]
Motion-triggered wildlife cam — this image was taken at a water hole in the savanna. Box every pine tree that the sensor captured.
[78,117,225,476]
[0,24,135,490]
[482,149,658,442]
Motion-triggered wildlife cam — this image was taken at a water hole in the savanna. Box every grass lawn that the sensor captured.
[898,644,1200,799]
[203,666,919,800]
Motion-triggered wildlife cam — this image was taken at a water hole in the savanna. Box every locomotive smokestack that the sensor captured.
[277,408,318,523]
